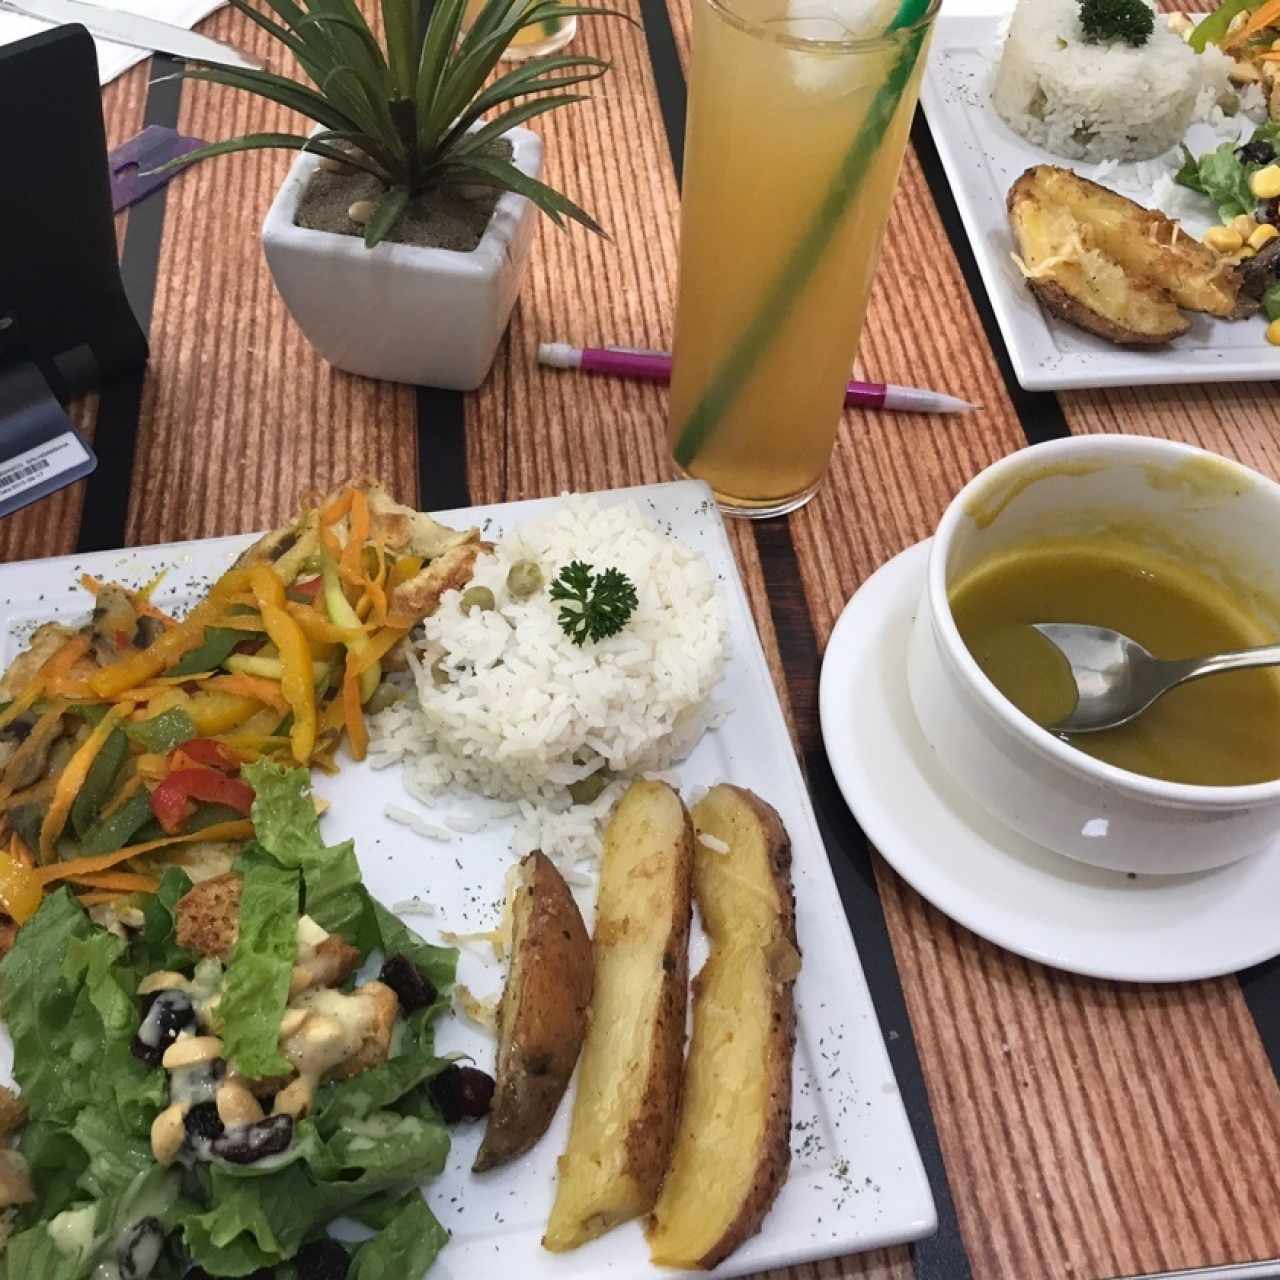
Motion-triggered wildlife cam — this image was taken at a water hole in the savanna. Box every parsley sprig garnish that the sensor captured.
[550,561,638,646]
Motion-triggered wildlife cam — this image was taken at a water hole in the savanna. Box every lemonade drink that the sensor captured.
[668,0,936,515]
[464,0,576,58]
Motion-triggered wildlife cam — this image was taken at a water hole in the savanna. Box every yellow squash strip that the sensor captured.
[208,675,285,712]
[0,848,42,923]
[185,691,267,736]
[67,870,159,893]
[211,615,268,633]
[249,566,317,763]
[34,820,255,887]
[38,704,131,862]
[350,626,410,677]
[89,567,253,697]
[342,664,369,761]
[388,555,423,591]
[77,891,127,907]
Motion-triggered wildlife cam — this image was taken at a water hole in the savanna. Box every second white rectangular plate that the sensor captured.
[0,480,936,1279]
[921,8,1280,391]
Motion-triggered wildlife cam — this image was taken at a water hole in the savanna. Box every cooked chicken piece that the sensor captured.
[389,542,485,623]
[0,623,77,700]
[364,482,478,561]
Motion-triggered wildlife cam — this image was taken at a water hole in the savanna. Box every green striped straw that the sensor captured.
[671,0,934,470]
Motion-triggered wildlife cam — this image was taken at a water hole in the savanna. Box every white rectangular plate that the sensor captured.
[920,6,1280,391]
[0,481,936,1278]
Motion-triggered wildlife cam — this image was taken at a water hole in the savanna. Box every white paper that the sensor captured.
[0,0,227,85]
[0,432,90,501]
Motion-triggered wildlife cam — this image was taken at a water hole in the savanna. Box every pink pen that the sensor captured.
[537,343,977,415]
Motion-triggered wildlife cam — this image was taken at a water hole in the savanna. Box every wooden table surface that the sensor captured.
[7,2,1280,1277]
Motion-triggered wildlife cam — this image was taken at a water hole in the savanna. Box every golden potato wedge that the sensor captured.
[1009,174,1188,346]
[648,785,799,1271]
[543,780,693,1252]
[474,852,593,1172]
[1012,166,1239,318]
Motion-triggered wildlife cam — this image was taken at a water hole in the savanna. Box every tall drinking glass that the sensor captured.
[667,0,939,517]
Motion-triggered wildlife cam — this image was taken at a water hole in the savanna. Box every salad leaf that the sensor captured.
[350,1193,449,1280]
[242,761,363,938]
[1175,144,1208,195]
[180,1110,449,1274]
[219,852,299,1080]
[1193,141,1257,221]
[137,867,197,974]
[0,892,162,1218]
[1264,279,1280,321]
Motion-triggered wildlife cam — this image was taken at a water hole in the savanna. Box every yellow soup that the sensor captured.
[948,535,1280,786]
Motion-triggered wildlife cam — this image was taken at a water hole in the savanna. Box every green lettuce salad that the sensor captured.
[0,762,460,1279]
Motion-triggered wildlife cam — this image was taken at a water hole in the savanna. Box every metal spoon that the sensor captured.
[1031,623,1280,734]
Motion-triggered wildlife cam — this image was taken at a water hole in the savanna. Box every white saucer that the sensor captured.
[818,540,1280,983]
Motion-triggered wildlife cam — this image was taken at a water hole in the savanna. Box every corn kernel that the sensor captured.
[1272,36,1280,49]
[1251,165,1280,200]
[1232,214,1259,239]
[1250,223,1280,249]
[1204,225,1245,253]
[1237,246,1258,260]
[1268,318,1280,346]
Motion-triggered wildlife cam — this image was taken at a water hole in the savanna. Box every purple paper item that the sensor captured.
[109,125,205,212]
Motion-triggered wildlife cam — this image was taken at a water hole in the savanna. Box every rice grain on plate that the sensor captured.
[371,498,727,867]
[993,0,1204,163]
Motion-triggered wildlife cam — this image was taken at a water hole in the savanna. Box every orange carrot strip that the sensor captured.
[68,871,159,893]
[342,661,368,761]
[35,820,254,886]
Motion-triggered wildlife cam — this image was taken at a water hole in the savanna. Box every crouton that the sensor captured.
[289,935,361,997]
[175,873,242,959]
[0,1089,25,1138]
[330,981,399,1081]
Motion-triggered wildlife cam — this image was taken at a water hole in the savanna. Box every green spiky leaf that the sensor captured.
[363,185,412,248]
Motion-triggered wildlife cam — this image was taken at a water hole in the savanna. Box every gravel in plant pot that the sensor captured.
[158,0,623,388]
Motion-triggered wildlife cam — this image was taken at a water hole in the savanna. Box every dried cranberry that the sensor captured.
[295,1238,350,1280]
[131,990,196,1068]
[183,1103,224,1144]
[429,1064,494,1123]
[1260,197,1280,227]
[211,1114,294,1164]
[185,1270,273,1280]
[1238,138,1276,167]
[378,954,437,1014]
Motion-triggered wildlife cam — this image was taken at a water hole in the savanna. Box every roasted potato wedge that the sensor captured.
[648,785,799,1271]
[474,852,593,1172]
[1008,166,1242,346]
[543,780,693,1252]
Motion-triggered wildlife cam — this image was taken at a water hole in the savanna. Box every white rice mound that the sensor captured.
[993,0,1204,163]
[369,497,728,868]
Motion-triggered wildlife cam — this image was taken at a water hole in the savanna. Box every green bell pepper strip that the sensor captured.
[125,708,197,754]
[78,789,154,856]
[1190,0,1264,51]
[70,727,128,840]
[164,626,243,677]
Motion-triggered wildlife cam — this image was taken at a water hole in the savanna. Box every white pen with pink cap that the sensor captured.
[537,342,978,416]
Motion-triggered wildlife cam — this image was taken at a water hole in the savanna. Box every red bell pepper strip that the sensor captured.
[171,738,241,774]
[150,769,255,835]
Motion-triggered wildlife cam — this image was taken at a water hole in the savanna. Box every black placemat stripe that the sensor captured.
[637,0,686,188]
[416,386,470,509]
[635,4,973,1274]
[911,112,1070,446]
[754,521,973,1280]
[77,55,184,554]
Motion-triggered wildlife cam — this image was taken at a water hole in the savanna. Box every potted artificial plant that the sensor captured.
[167,0,615,389]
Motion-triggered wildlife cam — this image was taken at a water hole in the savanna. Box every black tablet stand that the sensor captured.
[0,25,148,514]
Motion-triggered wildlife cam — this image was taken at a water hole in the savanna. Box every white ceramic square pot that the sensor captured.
[261,127,543,391]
